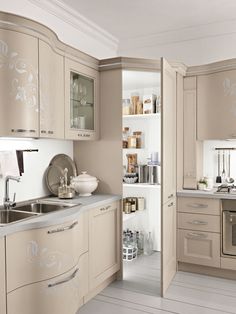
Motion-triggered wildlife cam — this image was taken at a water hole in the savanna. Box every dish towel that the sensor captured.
[0,151,20,178]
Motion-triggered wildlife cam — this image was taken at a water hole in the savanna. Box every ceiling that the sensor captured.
[62,0,236,41]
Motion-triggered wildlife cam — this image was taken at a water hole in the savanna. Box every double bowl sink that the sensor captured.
[0,201,78,226]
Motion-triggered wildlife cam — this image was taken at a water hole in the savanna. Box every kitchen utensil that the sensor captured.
[222,150,226,182]
[226,150,234,184]
[216,150,222,183]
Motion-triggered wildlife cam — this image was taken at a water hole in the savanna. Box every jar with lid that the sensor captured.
[128,135,137,148]
[123,127,130,148]
[133,131,142,148]
[122,99,131,115]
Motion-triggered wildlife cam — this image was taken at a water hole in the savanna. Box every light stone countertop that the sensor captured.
[177,189,236,199]
[0,194,121,238]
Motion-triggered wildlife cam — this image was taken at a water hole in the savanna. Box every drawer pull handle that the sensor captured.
[100,205,112,211]
[48,130,54,134]
[106,205,111,210]
[48,268,79,288]
[187,232,208,239]
[47,221,78,234]
[41,130,47,134]
[168,194,173,199]
[168,202,174,207]
[188,203,208,209]
[188,220,208,225]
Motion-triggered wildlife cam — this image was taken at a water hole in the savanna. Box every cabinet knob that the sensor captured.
[168,202,174,207]
[48,130,54,134]
[168,193,174,199]
[41,130,47,134]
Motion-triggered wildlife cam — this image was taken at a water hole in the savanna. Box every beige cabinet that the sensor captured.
[0,29,39,137]
[89,201,121,290]
[39,40,64,139]
[197,69,236,140]
[6,213,88,292]
[0,237,6,314]
[178,197,221,215]
[183,77,203,189]
[65,58,99,140]
[7,252,88,314]
[178,229,220,267]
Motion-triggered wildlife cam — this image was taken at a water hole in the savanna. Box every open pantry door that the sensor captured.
[161,58,177,296]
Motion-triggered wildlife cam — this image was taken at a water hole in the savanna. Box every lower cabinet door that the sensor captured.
[177,229,220,267]
[89,201,121,290]
[7,252,88,314]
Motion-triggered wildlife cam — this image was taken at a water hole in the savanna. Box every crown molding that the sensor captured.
[29,0,119,51]
[118,18,236,53]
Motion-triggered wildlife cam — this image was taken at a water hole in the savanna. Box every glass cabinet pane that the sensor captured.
[70,72,94,131]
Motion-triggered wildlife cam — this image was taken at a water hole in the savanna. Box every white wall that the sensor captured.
[0,139,73,205]
[0,0,118,59]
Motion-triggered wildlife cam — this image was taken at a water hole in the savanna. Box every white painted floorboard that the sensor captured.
[78,253,236,314]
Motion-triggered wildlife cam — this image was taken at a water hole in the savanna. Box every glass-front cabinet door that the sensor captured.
[65,58,99,140]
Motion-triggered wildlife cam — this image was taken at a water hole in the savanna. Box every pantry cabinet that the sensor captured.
[197,69,236,140]
[0,237,6,314]
[39,40,64,139]
[0,29,39,137]
[89,201,121,290]
[6,214,88,292]
[65,58,99,140]
[7,252,88,314]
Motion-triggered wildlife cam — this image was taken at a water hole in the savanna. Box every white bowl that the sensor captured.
[71,171,99,196]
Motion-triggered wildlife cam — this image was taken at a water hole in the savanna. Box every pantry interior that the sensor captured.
[121,69,161,295]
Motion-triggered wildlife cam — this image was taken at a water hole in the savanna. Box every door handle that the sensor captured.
[187,232,208,239]
[187,220,208,225]
[48,268,79,288]
[168,194,173,199]
[168,202,174,207]
[187,203,208,209]
[47,221,78,234]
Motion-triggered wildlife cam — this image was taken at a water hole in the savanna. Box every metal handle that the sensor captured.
[48,130,54,134]
[47,221,78,234]
[41,130,47,134]
[100,205,112,211]
[48,268,79,288]
[187,220,208,225]
[230,134,236,138]
[187,203,208,209]
[187,232,208,239]
[11,129,36,133]
[168,194,173,199]
[168,202,174,207]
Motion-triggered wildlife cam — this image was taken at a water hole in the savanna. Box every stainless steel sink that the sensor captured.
[14,201,78,214]
[0,210,38,225]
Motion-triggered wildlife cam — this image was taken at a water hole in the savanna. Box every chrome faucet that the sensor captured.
[4,176,21,209]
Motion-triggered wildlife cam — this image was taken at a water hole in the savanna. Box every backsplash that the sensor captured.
[0,139,73,205]
[203,140,236,184]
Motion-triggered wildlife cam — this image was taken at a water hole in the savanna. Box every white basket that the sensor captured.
[123,245,137,261]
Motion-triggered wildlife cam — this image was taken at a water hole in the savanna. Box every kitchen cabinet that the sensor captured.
[183,77,203,189]
[0,237,6,314]
[0,29,39,137]
[65,58,99,140]
[197,69,236,140]
[177,196,221,268]
[7,252,88,314]
[89,201,121,290]
[6,213,88,292]
[39,40,64,139]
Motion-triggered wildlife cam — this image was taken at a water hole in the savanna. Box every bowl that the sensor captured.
[71,171,99,196]
[123,173,138,184]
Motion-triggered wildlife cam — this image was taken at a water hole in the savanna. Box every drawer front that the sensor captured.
[6,212,88,292]
[177,229,220,267]
[178,197,220,215]
[178,213,220,233]
[7,252,88,314]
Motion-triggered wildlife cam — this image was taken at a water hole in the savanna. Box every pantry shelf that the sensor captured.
[123,210,146,222]
[123,183,160,188]
[123,113,160,119]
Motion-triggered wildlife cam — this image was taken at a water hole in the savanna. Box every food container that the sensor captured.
[71,171,98,196]
[143,94,157,114]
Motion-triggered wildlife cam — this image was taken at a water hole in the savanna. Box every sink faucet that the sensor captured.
[4,175,21,209]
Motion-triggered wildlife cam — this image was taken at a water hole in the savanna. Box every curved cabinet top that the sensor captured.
[0,11,99,70]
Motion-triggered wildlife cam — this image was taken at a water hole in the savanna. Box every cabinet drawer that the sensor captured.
[6,212,88,292]
[7,252,88,314]
[178,197,220,215]
[177,229,220,267]
[178,213,220,233]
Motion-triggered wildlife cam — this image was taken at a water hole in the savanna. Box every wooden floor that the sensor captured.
[78,253,236,314]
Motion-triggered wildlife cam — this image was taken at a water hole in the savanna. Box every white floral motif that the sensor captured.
[0,39,37,109]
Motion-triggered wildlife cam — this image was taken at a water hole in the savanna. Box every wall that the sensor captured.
[0,0,118,59]
[0,139,73,205]
[203,140,236,184]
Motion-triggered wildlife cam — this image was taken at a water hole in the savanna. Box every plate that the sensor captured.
[45,164,64,195]
[50,154,77,179]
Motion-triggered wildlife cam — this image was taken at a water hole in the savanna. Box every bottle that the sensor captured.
[144,232,153,255]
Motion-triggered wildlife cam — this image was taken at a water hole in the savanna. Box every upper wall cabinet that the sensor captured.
[39,40,64,139]
[65,58,99,140]
[197,69,236,140]
[0,29,39,137]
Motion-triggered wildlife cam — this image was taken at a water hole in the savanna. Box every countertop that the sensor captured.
[0,194,121,237]
[177,189,236,199]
